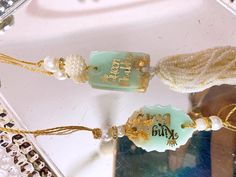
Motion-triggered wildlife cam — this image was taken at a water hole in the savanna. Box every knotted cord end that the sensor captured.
[92,128,102,139]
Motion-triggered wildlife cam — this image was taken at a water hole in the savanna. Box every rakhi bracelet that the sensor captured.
[1,46,236,93]
[1,104,235,152]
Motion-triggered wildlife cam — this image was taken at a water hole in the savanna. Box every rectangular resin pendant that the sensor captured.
[88,51,151,92]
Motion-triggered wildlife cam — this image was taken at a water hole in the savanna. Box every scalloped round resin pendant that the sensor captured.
[125,105,195,152]
[88,51,151,92]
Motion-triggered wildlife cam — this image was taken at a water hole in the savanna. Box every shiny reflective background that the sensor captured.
[0,0,236,177]
[116,85,236,177]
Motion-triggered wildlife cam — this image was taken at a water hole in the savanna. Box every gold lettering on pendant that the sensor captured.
[151,113,179,147]
[101,57,132,86]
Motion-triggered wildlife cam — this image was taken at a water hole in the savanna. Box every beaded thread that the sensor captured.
[156,46,236,93]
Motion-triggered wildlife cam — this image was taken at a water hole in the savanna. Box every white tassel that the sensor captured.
[156,46,236,93]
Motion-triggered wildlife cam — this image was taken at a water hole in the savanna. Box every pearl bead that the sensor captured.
[209,116,222,131]
[195,118,207,131]
[53,72,67,80]
[101,129,112,142]
[64,55,88,83]
[43,56,58,72]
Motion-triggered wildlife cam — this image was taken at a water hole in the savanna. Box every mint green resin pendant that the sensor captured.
[88,51,151,92]
[126,105,194,152]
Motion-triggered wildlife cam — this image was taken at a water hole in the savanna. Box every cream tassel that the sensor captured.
[156,46,236,93]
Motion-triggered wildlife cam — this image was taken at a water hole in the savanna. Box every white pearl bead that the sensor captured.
[195,118,207,131]
[53,72,67,80]
[64,55,88,83]
[209,116,223,131]
[43,56,58,72]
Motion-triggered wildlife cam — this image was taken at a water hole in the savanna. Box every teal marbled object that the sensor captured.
[126,105,195,152]
[88,51,151,92]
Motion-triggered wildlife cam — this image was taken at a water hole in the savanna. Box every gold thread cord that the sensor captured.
[1,104,235,138]
[183,104,236,131]
[0,126,102,139]
[0,53,53,76]
[217,103,236,132]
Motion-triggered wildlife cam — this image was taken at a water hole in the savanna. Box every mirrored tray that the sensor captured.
[0,92,64,177]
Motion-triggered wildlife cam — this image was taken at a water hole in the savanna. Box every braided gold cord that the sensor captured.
[217,103,236,132]
[0,103,235,140]
[183,104,236,131]
[0,53,53,76]
[0,126,102,139]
